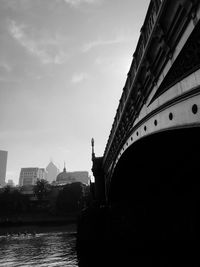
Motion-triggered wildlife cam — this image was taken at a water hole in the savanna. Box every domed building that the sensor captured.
[56,164,75,184]
[56,163,90,185]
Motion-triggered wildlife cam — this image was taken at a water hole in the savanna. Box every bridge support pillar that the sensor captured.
[91,156,106,204]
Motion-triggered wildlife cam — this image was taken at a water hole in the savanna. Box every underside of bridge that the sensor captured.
[109,126,200,243]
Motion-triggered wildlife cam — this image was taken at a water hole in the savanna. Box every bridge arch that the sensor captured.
[108,126,200,240]
[110,126,200,202]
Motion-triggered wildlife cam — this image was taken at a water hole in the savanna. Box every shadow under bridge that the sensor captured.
[109,126,200,242]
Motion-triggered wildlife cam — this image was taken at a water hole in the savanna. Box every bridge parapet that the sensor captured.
[104,0,163,159]
[103,0,200,176]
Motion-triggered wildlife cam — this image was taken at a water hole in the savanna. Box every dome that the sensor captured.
[56,166,75,183]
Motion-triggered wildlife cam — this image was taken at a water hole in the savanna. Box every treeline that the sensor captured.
[0,180,90,218]
[0,186,30,215]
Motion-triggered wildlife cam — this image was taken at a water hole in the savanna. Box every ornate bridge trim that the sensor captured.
[102,0,200,176]
[115,85,200,169]
[150,19,200,103]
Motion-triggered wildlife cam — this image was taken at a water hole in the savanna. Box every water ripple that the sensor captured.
[0,229,78,267]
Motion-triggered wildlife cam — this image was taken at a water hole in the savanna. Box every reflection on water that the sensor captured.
[0,225,78,267]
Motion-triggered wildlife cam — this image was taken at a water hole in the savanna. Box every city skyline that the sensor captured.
[0,0,149,185]
[8,160,90,186]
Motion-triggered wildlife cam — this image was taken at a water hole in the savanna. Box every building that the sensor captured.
[7,179,15,187]
[45,161,60,183]
[39,168,46,179]
[0,150,8,187]
[56,164,90,185]
[68,171,90,184]
[19,167,46,186]
[56,166,76,184]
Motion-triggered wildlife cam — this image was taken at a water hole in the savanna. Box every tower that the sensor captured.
[0,150,8,187]
[45,161,60,183]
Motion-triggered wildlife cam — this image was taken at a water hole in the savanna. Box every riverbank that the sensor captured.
[0,222,77,237]
[0,212,79,233]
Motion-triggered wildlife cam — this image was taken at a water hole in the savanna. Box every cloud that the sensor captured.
[82,35,131,52]
[0,129,57,142]
[0,62,12,72]
[71,72,89,84]
[8,20,69,65]
[63,0,100,7]
[0,61,20,83]
[0,76,20,83]
[2,0,32,11]
[95,54,132,77]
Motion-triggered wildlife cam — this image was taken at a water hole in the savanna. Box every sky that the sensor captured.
[0,0,149,185]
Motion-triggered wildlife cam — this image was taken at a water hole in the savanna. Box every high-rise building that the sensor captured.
[19,167,46,186]
[45,161,60,183]
[0,150,8,187]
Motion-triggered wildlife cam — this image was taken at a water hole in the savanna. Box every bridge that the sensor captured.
[92,0,200,221]
[77,1,200,265]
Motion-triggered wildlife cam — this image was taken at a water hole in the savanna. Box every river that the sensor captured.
[0,224,78,267]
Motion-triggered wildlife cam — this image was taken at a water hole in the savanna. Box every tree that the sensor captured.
[56,182,83,213]
[34,179,50,202]
[0,187,30,215]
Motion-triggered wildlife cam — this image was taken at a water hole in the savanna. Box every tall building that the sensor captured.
[45,161,60,183]
[19,167,46,186]
[0,150,8,187]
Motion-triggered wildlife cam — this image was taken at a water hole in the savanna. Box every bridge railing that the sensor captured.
[103,0,163,165]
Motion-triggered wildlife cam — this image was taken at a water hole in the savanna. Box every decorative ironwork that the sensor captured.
[150,20,200,103]
[102,0,200,174]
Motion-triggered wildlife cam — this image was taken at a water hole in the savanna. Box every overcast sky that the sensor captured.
[0,0,149,184]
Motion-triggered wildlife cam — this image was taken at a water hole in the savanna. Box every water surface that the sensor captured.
[0,225,78,267]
